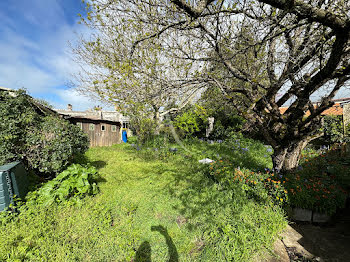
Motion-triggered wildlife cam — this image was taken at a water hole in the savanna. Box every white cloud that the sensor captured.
[0,0,104,110]
[0,62,57,92]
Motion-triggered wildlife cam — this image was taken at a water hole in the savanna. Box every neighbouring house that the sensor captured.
[279,98,350,129]
[56,105,130,147]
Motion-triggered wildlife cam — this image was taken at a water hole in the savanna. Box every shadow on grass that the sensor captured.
[73,153,107,170]
[134,225,178,262]
[135,241,151,262]
[151,225,179,262]
[90,160,107,169]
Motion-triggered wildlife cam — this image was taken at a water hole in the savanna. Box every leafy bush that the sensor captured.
[208,116,244,140]
[0,89,89,175]
[207,160,288,206]
[25,116,89,174]
[173,104,208,137]
[26,164,99,206]
[0,90,39,165]
[322,115,350,144]
[200,86,245,140]
[281,148,349,215]
[133,117,157,143]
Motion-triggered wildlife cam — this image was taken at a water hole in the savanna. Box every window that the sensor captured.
[101,125,106,131]
[89,124,95,131]
[123,122,128,129]
[111,125,117,132]
[76,122,82,129]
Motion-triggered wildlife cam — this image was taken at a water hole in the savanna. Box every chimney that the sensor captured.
[67,104,72,111]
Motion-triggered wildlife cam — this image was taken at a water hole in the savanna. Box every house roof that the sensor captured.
[56,108,130,123]
[319,103,343,115]
[0,86,13,92]
[0,87,57,116]
[279,103,343,116]
[56,110,125,122]
[63,115,121,124]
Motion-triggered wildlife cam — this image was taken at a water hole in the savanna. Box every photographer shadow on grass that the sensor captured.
[134,225,178,262]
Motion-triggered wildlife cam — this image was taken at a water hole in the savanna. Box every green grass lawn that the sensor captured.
[0,140,286,261]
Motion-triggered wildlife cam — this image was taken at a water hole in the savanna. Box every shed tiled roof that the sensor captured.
[279,103,343,116]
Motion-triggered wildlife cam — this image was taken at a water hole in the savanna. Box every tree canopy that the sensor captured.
[76,0,350,171]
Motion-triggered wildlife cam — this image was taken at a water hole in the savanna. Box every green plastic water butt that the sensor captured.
[0,161,28,211]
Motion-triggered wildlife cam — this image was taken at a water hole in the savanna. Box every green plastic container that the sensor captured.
[0,161,28,211]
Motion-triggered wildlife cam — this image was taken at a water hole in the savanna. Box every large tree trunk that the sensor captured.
[272,140,309,172]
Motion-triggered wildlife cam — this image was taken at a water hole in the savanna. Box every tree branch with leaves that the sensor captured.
[75,0,350,171]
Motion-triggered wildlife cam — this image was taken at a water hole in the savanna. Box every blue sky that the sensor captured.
[0,0,349,110]
[0,0,103,110]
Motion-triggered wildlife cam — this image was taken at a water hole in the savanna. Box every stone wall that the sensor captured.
[343,103,350,132]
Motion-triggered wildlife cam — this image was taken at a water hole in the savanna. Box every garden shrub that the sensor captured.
[280,148,349,215]
[0,89,89,175]
[173,104,208,138]
[26,164,99,206]
[322,115,350,144]
[200,86,245,140]
[209,116,244,140]
[25,116,89,174]
[281,172,347,215]
[207,160,288,207]
[0,89,39,165]
[133,117,157,144]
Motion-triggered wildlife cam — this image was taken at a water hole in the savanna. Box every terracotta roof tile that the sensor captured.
[279,103,343,116]
[279,107,288,114]
[321,103,343,115]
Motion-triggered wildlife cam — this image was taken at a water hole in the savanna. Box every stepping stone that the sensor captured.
[280,225,314,259]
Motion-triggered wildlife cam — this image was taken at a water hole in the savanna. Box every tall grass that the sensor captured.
[0,139,286,261]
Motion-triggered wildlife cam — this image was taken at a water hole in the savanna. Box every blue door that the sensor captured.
[122,130,128,143]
